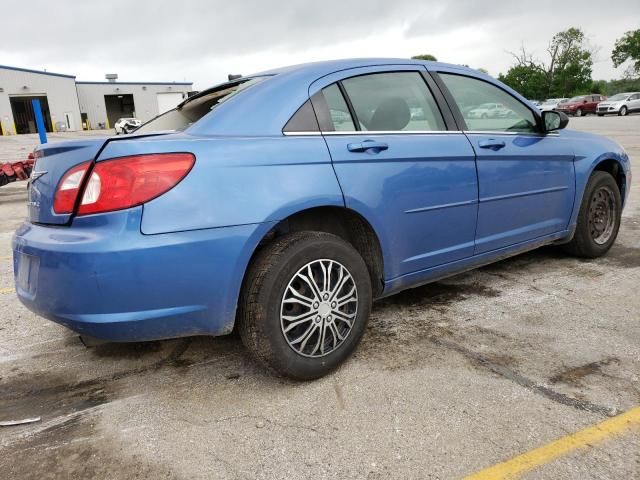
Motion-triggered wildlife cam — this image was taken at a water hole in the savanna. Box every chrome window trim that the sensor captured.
[464,130,560,137]
[283,130,559,137]
[283,130,462,136]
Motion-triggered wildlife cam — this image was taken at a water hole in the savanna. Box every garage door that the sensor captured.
[156,92,184,115]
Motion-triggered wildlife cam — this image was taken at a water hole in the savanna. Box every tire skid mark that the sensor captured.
[430,336,619,417]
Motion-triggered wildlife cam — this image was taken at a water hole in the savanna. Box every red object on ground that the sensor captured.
[0,158,35,186]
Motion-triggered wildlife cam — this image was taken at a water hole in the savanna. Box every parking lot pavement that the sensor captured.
[0,117,639,479]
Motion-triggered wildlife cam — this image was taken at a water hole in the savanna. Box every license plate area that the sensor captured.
[16,253,39,296]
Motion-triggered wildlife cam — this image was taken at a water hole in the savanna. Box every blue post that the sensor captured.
[31,99,48,144]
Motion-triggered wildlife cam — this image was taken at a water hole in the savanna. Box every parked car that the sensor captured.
[556,94,606,116]
[13,59,630,380]
[539,98,569,111]
[529,100,542,108]
[114,117,142,134]
[467,102,513,118]
[597,92,640,116]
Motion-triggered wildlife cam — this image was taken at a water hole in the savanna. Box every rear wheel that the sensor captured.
[619,106,628,116]
[564,171,621,258]
[238,231,372,380]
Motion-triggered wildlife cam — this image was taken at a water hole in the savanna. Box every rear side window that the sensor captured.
[283,100,320,132]
[322,84,356,131]
[439,73,537,133]
[341,72,446,131]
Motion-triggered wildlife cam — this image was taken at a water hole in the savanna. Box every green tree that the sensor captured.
[590,80,607,95]
[611,29,640,76]
[498,65,547,99]
[546,28,593,96]
[412,54,437,61]
[498,28,593,99]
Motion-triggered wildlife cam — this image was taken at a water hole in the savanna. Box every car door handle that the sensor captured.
[347,140,389,153]
[478,139,506,150]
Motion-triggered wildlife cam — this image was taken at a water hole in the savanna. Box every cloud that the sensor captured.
[2,0,639,89]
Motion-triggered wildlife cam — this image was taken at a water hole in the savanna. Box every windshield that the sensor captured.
[135,77,266,134]
[568,96,585,102]
[607,94,628,101]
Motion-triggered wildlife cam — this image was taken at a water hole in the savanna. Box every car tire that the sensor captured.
[575,108,583,117]
[238,231,372,380]
[597,114,604,117]
[619,106,628,116]
[563,171,621,258]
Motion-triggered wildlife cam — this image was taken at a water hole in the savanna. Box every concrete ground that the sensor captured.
[0,118,638,479]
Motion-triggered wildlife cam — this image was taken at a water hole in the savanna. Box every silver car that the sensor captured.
[596,92,640,116]
[539,98,569,112]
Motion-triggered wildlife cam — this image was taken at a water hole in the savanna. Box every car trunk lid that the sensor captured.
[28,138,108,225]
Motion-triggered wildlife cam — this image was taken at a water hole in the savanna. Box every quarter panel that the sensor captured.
[97,134,343,234]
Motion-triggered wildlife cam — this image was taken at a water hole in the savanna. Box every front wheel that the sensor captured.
[238,231,372,380]
[575,108,583,117]
[619,106,628,116]
[563,171,622,258]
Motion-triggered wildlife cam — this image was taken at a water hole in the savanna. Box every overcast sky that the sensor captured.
[2,0,638,89]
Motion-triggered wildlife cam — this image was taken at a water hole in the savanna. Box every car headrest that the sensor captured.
[369,97,411,131]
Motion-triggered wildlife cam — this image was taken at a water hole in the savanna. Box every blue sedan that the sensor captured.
[13,59,631,379]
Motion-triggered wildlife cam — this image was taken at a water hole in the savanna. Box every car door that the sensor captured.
[308,66,478,280]
[433,70,575,254]
[629,93,640,112]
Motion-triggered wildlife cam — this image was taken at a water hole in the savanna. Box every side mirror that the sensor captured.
[543,110,569,132]
[583,99,588,103]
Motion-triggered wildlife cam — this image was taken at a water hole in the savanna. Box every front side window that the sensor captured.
[440,73,537,133]
[340,72,446,131]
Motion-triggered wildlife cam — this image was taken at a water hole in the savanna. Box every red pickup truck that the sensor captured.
[556,94,606,116]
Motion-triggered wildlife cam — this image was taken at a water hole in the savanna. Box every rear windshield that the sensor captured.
[134,77,266,134]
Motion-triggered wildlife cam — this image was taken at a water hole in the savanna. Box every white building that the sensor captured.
[0,65,82,135]
[0,64,193,135]
[76,80,192,129]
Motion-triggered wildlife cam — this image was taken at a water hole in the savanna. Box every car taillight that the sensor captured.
[53,153,195,216]
[53,161,92,214]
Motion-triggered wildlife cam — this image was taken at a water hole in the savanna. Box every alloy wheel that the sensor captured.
[280,259,358,358]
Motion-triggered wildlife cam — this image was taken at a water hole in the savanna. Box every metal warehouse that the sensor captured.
[0,65,81,135]
[0,65,192,135]
[76,77,192,129]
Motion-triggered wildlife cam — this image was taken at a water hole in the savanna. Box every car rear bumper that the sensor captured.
[12,207,271,342]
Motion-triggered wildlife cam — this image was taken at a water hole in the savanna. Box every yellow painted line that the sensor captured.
[0,120,5,136]
[0,256,11,261]
[464,406,640,480]
[0,287,14,294]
